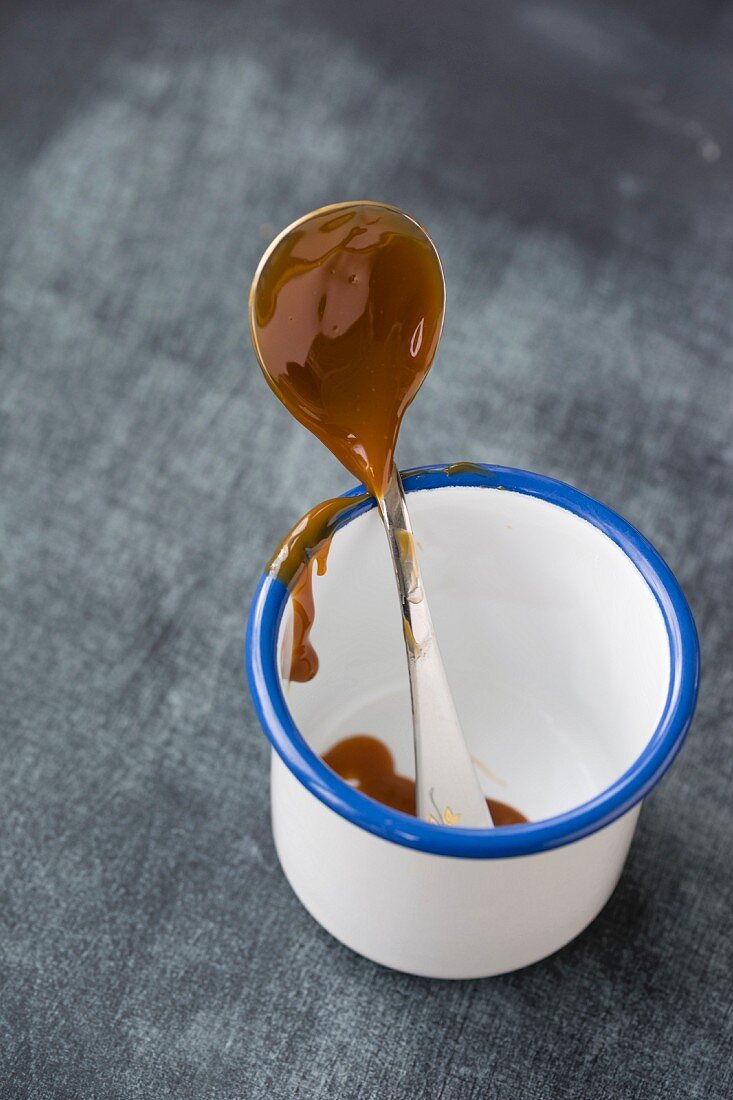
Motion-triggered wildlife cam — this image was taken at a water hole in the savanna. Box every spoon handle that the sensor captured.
[378,466,494,828]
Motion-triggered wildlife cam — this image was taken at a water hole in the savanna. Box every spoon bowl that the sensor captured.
[249,201,444,498]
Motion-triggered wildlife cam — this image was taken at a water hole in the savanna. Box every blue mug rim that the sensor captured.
[245,464,700,858]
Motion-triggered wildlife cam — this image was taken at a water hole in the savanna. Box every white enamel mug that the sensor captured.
[246,465,699,978]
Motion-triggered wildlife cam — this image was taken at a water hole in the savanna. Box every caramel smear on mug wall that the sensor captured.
[269,492,369,683]
[323,736,529,825]
[284,543,330,682]
[250,203,444,499]
[270,468,496,683]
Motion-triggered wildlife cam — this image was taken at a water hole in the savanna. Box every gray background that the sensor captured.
[1,0,731,1096]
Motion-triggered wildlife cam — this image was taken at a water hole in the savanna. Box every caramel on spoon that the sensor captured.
[249,202,492,828]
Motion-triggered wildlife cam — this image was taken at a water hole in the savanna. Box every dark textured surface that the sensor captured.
[1,1,731,1096]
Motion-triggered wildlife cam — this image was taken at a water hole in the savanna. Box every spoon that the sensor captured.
[249,201,493,828]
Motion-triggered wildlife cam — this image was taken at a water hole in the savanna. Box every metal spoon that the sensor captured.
[379,463,493,826]
[249,202,493,828]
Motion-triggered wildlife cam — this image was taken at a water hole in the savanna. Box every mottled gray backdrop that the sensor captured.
[1,1,731,1097]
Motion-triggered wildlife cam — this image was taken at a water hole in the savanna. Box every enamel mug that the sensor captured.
[246,465,699,978]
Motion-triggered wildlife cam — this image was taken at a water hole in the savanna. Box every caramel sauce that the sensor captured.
[285,543,329,682]
[323,735,528,825]
[269,491,369,683]
[250,202,444,499]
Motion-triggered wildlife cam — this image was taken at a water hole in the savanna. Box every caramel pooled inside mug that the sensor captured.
[323,735,528,825]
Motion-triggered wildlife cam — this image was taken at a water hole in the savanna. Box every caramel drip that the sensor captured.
[268,492,369,587]
[285,543,330,683]
[323,735,528,825]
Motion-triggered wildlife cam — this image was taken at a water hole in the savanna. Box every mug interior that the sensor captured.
[277,484,671,823]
